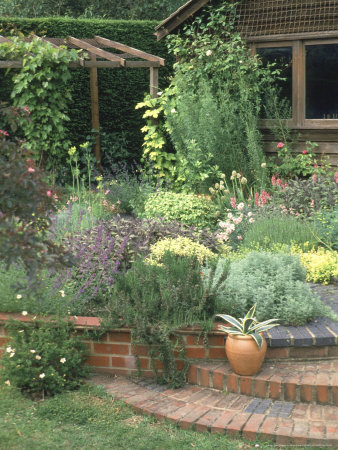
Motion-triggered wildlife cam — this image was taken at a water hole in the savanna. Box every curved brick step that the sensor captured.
[188,360,338,406]
[90,373,338,446]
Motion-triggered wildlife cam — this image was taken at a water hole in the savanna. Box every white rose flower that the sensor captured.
[206,50,212,56]
[36,355,41,360]
[60,358,66,364]
[5,380,10,386]
[16,294,22,299]
[39,373,45,379]
[22,311,28,316]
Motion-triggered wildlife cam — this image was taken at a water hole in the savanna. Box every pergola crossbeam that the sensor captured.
[0,34,165,167]
[68,36,126,66]
[94,36,165,66]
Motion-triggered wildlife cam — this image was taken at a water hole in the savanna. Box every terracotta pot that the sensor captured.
[225,333,267,376]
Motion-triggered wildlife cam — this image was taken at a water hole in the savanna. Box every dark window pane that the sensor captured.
[306,44,338,119]
[257,47,292,118]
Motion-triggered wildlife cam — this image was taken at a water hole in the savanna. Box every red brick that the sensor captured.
[153,400,186,420]
[211,410,235,434]
[213,371,225,390]
[300,379,314,403]
[0,337,9,347]
[309,404,323,420]
[254,379,267,398]
[289,346,327,358]
[308,420,326,440]
[323,406,338,421]
[134,345,149,357]
[226,412,251,436]
[187,365,198,384]
[242,413,265,440]
[269,379,282,400]
[110,355,148,369]
[199,367,210,387]
[166,404,199,424]
[185,335,204,346]
[259,416,278,441]
[266,347,288,359]
[284,378,298,402]
[208,347,226,359]
[226,373,238,393]
[292,421,309,445]
[316,372,330,404]
[195,409,221,432]
[328,346,338,357]
[93,343,130,355]
[175,360,185,371]
[87,355,110,367]
[185,347,206,359]
[275,418,293,445]
[240,377,252,396]
[179,405,210,430]
[108,331,131,343]
[208,335,225,346]
[293,404,309,419]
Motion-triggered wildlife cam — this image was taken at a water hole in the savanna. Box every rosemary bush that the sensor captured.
[104,252,215,387]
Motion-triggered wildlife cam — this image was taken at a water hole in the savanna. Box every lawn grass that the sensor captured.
[0,380,327,450]
[0,381,269,450]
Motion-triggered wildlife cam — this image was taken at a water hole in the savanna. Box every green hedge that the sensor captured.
[0,17,173,164]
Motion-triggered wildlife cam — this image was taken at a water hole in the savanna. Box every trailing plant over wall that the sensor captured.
[0,34,79,173]
[103,252,215,387]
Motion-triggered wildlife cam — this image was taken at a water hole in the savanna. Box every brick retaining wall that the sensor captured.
[1,314,337,377]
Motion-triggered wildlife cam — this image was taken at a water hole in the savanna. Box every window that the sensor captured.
[250,34,338,129]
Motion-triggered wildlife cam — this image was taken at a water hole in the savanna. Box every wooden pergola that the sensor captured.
[0,35,165,165]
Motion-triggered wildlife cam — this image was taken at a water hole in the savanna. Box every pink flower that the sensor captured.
[313,164,318,168]
[271,175,276,186]
[230,197,236,209]
[23,106,30,115]
[27,167,35,173]
[276,142,284,148]
[105,190,110,195]
[237,235,243,240]
[312,173,317,182]
[334,172,338,183]
[302,150,307,155]
[237,202,244,211]
[46,190,52,197]
[0,130,9,137]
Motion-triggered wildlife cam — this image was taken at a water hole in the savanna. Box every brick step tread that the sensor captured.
[90,374,338,446]
[189,359,338,405]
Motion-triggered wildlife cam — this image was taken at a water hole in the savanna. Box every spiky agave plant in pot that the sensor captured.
[215,304,279,376]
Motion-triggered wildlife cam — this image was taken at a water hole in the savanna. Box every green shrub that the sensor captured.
[216,251,336,326]
[242,212,319,250]
[105,252,215,387]
[142,191,219,229]
[1,317,90,397]
[312,207,338,250]
[291,245,338,285]
[147,236,216,265]
[272,173,338,216]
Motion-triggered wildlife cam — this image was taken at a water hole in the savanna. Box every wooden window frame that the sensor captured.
[249,33,338,130]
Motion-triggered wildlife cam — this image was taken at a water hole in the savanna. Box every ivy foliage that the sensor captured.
[0,34,79,172]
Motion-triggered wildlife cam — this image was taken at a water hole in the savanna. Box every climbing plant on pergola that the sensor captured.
[0,35,165,164]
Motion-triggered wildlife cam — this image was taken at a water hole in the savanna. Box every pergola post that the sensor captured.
[150,66,159,98]
[89,52,101,169]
